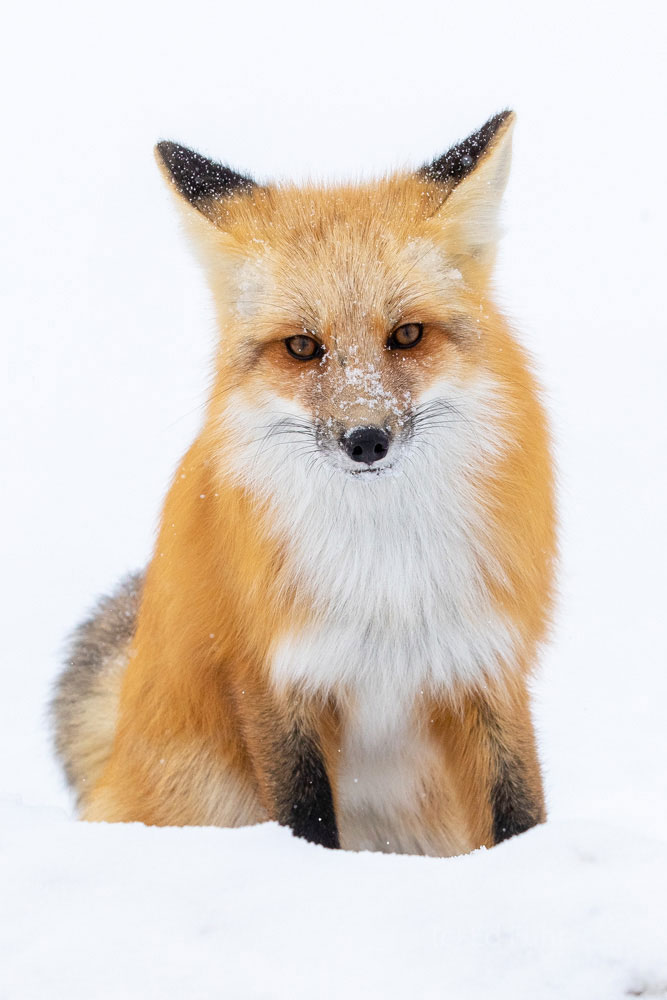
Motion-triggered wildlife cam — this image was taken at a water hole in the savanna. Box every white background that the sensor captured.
[1,1,666,996]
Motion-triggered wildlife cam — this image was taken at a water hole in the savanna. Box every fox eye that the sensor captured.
[388,323,423,350]
[285,334,323,361]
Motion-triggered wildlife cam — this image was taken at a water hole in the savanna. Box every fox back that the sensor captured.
[52,111,556,855]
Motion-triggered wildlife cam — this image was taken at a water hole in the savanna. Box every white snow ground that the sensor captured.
[2,804,666,1000]
[1,1,666,997]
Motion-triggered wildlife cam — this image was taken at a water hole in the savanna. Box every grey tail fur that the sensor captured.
[50,571,144,805]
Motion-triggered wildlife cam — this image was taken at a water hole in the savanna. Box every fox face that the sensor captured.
[219,217,482,484]
[157,113,515,491]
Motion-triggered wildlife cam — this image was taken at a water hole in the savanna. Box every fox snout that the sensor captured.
[340,426,391,466]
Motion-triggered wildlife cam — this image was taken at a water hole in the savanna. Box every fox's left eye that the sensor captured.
[388,323,423,350]
[285,334,323,361]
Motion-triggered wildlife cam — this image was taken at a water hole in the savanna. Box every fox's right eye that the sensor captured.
[285,334,323,361]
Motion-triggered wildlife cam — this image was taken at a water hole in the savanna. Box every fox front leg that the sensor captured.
[270,725,340,849]
[235,678,339,848]
[484,690,545,845]
[438,683,546,848]
[486,716,546,844]
[245,703,339,848]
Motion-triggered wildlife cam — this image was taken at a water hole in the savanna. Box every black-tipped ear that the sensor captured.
[155,141,255,219]
[419,110,514,187]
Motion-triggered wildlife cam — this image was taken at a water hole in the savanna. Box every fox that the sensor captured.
[51,110,556,856]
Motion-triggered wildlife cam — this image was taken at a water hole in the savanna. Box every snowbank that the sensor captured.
[2,800,665,1000]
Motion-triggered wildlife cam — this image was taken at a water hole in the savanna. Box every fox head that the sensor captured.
[156,113,519,501]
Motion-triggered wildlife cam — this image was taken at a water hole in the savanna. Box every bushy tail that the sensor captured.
[51,572,144,805]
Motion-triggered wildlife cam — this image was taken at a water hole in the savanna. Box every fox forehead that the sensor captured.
[213,183,467,339]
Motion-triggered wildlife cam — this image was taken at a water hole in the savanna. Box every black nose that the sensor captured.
[341,426,391,464]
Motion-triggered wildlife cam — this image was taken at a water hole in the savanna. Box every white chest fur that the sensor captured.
[268,452,517,698]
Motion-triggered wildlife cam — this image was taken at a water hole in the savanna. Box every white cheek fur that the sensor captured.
[402,237,465,295]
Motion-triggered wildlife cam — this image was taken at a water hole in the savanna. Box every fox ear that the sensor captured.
[419,111,515,269]
[154,141,256,222]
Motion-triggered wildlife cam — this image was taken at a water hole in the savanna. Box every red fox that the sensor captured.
[52,111,556,855]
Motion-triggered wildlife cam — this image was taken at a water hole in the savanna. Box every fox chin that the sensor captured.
[51,110,556,857]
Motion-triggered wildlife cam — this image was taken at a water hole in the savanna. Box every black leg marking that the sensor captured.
[491,755,544,845]
[478,700,545,845]
[274,729,339,849]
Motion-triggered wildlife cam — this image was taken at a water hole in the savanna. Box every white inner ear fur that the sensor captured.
[232,255,272,319]
[402,238,465,291]
[174,202,274,320]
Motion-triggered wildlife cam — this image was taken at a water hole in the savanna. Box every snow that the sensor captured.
[1,0,667,996]
[3,803,666,1000]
